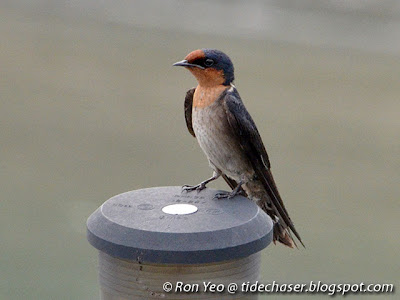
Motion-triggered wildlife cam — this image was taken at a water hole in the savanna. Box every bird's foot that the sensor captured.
[182,172,221,193]
[182,182,207,193]
[214,180,245,200]
[213,190,240,200]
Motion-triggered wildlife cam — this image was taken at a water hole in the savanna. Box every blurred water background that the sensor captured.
[1,1,399,299]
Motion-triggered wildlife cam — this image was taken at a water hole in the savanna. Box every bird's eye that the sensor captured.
[204,59,214,67]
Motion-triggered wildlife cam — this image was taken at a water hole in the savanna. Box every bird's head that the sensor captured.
[173,49,234,87]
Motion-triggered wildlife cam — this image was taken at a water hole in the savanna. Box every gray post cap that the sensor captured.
[87,186,273,264]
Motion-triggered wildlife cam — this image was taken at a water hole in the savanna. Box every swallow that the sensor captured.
[173,49,304,248]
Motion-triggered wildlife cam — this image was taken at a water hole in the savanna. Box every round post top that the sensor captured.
[87,186,273,264]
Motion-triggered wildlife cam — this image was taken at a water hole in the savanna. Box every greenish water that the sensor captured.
[1,4,399,300]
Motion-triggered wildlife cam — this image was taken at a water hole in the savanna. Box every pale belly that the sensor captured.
[192,102,254,180]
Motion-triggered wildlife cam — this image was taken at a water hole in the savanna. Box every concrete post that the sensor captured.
[87,186,273,299]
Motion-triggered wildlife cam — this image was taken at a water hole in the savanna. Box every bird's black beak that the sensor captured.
[173,60,205,69]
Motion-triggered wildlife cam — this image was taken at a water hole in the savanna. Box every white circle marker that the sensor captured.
[162,204,198,215]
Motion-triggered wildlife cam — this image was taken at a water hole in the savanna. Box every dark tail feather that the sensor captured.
[259,199,302,248]
[258,170,305,248]
[273,220,296,248]
[222,175,305,248]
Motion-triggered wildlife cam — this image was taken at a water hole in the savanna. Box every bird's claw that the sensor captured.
[213,190,243,200]
[181,183,206,193]
[213,191,236,200]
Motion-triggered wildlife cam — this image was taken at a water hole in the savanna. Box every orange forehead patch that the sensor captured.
[185,49,205,62]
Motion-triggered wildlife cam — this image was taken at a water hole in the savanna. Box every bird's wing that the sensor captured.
[184,88,196,137]
[223,89,304,247]
[184,87,246,194]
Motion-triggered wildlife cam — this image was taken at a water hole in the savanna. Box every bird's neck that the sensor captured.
[189,68,226,87]
[193,84,229,108]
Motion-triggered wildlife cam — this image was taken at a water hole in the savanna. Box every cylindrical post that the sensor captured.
[87,186,273,299]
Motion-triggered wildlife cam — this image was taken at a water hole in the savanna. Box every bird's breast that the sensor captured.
[192,87,253,180]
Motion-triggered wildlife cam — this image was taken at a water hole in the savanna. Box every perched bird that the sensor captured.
[173,49,304,248]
